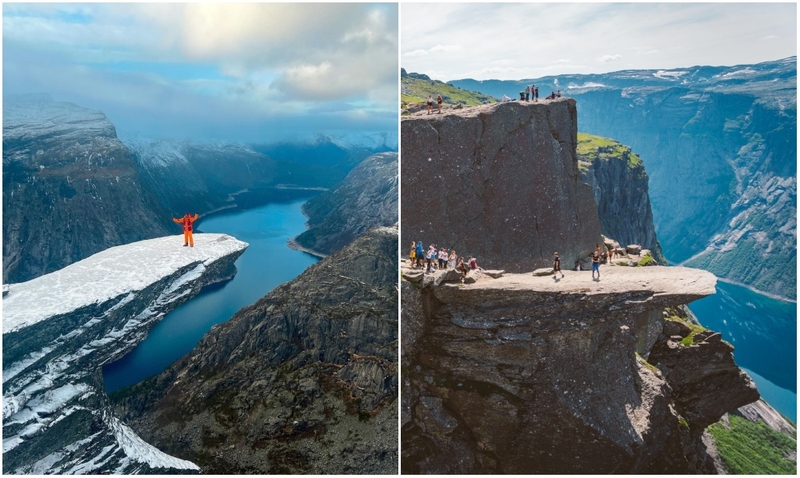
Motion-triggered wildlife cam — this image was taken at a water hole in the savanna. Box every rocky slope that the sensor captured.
[113,226,399,474]
[2,234,248,473]
[401,264,759,473]
[451,57,796,299]
[401,99,603,272]
[401,68,495,113]
[293,152,398,256]
[3,96,172,284]
[577,133,665,263]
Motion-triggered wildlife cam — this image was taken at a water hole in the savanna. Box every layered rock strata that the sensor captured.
[293,152,399,256]
[401,99,603,273]
[401,264,759,473]
[2,234,248,473]
[114,227,399,474]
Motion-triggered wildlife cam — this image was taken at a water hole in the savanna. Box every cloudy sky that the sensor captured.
[4,3,398,143]
[402,3,797,81]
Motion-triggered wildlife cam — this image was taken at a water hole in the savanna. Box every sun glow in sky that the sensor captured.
[4,3,398,143]
[401,3,797,82]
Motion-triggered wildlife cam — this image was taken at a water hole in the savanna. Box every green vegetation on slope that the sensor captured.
[401,71,495,110]
[577,132,643,170]
[685,237,796,301]
[708,414,797,474]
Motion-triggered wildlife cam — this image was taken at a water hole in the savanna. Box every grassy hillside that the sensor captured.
[401,69,495,111]
[577,133,643,170]
[708,414,796,474]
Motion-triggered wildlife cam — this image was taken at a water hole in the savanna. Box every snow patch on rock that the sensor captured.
[3,234,248,333]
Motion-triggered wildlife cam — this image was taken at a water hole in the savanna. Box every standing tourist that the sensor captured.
[553,252,564,279]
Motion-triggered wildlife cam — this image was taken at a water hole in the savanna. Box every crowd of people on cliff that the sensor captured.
[408,240,617,284]
[409,241,480,280]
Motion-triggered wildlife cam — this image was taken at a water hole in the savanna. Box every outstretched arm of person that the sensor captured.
[172,217,182,223]
[190,213,199,222]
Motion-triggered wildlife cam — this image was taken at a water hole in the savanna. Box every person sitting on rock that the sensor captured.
[469,256,478,270]
[553,252,564,279]
[457,257,468,281]
[173,212,199,247]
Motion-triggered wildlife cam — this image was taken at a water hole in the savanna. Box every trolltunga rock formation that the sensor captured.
[3,234,247,473]
[401,99,603,272]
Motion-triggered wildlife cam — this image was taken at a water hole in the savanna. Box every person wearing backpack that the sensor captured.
[416,241,425,268]
[173,212,199,247]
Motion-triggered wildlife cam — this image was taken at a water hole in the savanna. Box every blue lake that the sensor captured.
[102,198,320,393]
[688,280,796,422]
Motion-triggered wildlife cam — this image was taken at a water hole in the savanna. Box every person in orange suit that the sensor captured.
[173,212,199,247]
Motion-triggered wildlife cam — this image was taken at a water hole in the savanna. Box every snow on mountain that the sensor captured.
[3,96,117,148]
[328,131,398,150]
[2,234,248,473]
[120,136,192,169]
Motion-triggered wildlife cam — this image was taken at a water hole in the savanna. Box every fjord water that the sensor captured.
[689,281,796,422]
[102,198,319,393]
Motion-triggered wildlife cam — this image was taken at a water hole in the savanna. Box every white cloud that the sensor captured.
[404,49,428,57]
[3,3,398,142]
[401,3,796,81]
[430,44,462,52]
[597,54,623,63]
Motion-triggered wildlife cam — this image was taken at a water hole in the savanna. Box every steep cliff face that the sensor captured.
[114,227,399,474]
[123,137,281,217]
[2,234,247,473]
[401,264,759,473]
[401,99,603,272]
[577,133,665,263]
[3,97,172,284]
[293,152,398,255]
[451,57,796,299]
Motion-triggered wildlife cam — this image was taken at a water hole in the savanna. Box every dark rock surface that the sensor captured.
[2,234,247,473]
[293,152,398,256]
[401,99,603,273]
[401,263,759,473]
[3,97,172,284]
[114,226,399,474]
[578,134,665,264]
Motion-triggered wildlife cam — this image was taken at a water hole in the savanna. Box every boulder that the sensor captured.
[435,269,465,286]
[533,268,554,276]
[482,270,505,278]
[626,244,642,255]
